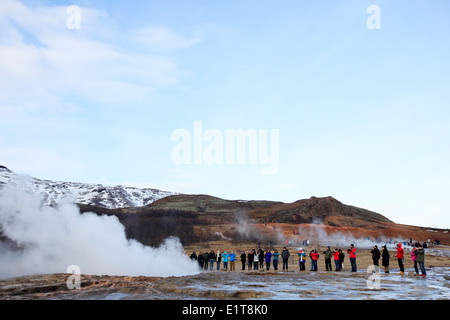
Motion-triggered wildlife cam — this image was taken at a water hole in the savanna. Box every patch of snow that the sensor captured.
[0,166,177,209]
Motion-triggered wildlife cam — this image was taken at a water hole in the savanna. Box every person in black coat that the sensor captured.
[190,251,197,262]
[247,251,254,270]
[209,250,216,270]
[240,251,247,270]
[258,249,265,269]
[338,249,345,271]
[371,245,381,266]
[198,252,205,269]
[382,245,390,273]
[203,252,209,270]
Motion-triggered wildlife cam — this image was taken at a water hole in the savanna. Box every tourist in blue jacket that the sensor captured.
[265,250,272,270]
[298,248,306,271]
[229,251,236,271]
[222,251,229,270]
[272,250,279,270]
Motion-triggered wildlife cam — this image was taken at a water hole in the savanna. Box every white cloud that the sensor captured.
[132,26,202,50]
[0,144,86,177]
[0,0,202,112]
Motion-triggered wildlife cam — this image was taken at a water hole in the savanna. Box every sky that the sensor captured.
[0,0,449,229]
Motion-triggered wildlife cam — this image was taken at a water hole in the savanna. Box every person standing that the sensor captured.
[229,251,236,271]
[198,252,204,269]
[240,251,247,270]
[209,250,216,271]
[333,249,340,271]
[323,246,332,271]
[416,244,426,277]
[348,244,357,272]
[310,248,319,271]
[272,250,279,270]
[411,247,419,274]
[338,249,345,271]
[222,251,229,270]
[258,249,265,270]
[204,252,209,270]
[371,245,380,267]
[381,245,390,273]
[265,250,272,270]
[281,247,290,271]
[253,249,259,270]
[247,250,253,270]
[298,248,306,271]
[396,243,405,275]
[216,250,221,270]
[190,251,197,262]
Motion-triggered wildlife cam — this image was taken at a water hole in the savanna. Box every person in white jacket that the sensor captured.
[253,249,259,270]
[216,250,221,270]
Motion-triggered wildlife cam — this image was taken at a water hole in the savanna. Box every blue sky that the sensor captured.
[1,0,449,228]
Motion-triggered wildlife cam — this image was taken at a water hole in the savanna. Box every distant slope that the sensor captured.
[147,194,283,215]
[147,194,392,226]
[81,194,450,246]
[248,196,393,227]
[2,165,448,247]
[0,165,176,209]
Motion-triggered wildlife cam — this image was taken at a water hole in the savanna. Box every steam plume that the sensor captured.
[0,176,199,278]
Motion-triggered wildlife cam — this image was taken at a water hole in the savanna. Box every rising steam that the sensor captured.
[0,176,199,278]
[296,218,403,249]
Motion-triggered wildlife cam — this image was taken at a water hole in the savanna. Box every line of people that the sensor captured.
[189,247,292,271]
[370,242,427,276]
[190,250,238,271]
[189,243,427,276]
[302,245,356,272]
[244,247,291,271]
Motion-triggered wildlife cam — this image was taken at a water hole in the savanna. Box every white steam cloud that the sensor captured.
[0,176,199,278]
[297,219,403,249]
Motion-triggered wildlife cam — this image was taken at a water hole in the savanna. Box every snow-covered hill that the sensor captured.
[0,165,177,209]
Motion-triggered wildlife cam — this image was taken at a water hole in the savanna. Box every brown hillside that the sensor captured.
[78,194,450,247]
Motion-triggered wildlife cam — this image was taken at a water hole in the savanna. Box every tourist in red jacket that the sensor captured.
[396,243,405,275]
[310,248,319,271]
[348,244,357,272]
[333,249,340,271]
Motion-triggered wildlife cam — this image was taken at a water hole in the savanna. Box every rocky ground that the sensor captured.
[1,244,448,300]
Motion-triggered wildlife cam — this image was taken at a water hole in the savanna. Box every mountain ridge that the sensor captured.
[2,165,449,247]
[0,165,177,209]
[77,193,450,247]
